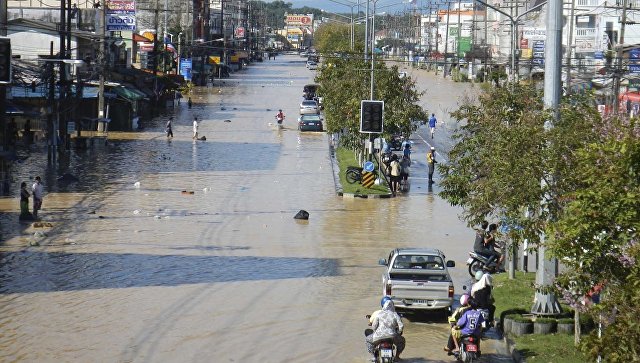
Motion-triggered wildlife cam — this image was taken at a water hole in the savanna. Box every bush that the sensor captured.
[557,318,575,324]
[500,308,529,329]
[535,318,557,324]
[514,316,533,323]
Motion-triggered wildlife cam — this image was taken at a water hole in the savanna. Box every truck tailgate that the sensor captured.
[390,280,451,299]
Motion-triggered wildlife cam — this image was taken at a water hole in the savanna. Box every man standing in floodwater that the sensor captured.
[192,117,199,139]
[427,147,437,184]
[32,176,44,218]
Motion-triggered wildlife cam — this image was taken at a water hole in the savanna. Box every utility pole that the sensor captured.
[565,0,576,94]
[444,0,451,77]
[59,0,67,152]
[532,0,563,316]
[612,0,628,114]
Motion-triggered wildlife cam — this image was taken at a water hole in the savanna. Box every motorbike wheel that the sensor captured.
[468,260,484,277]
[346,169,360,184]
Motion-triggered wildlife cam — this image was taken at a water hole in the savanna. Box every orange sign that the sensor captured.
[286,15,313,26]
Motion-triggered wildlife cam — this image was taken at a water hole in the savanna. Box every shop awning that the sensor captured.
[112,85,145,101]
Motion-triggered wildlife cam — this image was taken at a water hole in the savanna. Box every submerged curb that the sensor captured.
[503,332,525,362]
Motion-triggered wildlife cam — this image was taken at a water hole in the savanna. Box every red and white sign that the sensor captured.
[286,15,313,26]
[234,27,245,38]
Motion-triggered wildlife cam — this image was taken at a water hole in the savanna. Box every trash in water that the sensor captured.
[224,119,231,122]
[181,190,195,195]
[133,209,141,215]
[294,210,310,220]
[134,181,141,188]
[154,215,161,219]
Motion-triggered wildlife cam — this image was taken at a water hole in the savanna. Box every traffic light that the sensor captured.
[360,100,384,133]
[0,38,11,84]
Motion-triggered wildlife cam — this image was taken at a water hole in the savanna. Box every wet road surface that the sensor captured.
[0,55,512,362]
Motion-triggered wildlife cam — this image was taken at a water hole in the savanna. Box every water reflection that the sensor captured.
[0,251,340,294]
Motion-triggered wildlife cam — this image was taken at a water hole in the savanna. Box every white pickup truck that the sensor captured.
[378,248,456,314]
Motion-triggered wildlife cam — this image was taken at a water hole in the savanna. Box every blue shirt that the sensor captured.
[429,116,437,127]
[457,309,484,336]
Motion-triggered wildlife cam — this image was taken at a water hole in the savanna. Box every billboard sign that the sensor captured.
[234,27,245,38]
[286,14,313,26]
[106,0,136,31]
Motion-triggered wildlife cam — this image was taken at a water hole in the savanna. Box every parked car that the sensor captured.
[307,62,318,70]
[378,248,456,314]
[297,114,323,131]
[299,99,320,115]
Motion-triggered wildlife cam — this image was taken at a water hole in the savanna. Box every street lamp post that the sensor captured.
[326,0,360,51]
[321,9,355,50]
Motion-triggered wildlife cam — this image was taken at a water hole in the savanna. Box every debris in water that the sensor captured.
[294,210,309,220]
[134,181,141,188]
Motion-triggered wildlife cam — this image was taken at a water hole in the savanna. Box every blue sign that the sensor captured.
[179,58,192,81]
[630,48,640,60]
[532,58,545,66]
[363,161,375,172]
[594,51,604,60]
[629,64,640,74]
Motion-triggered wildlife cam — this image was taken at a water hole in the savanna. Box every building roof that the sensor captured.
[8,18,98,41]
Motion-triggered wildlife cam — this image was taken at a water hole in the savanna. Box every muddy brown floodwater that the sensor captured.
[0,54,512,363]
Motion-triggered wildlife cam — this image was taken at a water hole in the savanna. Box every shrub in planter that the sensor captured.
[499,308,529,331]
[511,317,534,336]
[502,314,520,334]
[534,317,557,334]
[557,318,575,334]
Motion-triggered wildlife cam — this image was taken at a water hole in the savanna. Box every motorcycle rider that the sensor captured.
[471,272,496,326]
[473,221,501,271]
[484,223,504,271]
[455,298,485,357]
[365,297,405,361]
[444,294,473,354]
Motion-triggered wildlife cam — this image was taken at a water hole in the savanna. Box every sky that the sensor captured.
[277,0,419,14]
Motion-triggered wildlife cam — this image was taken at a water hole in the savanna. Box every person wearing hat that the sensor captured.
[427,147,437,184]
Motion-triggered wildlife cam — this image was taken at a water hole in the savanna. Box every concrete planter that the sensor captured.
[557,322,575,334]
[503,316,517,334]
[511,320,533,336]
[534,321,557,334]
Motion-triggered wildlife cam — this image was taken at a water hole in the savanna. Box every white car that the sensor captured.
[299,99,320,115]
[307,62,318,70]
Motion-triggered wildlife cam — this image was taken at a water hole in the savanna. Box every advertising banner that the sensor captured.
[106,0,136,31]
[180,58,192,81]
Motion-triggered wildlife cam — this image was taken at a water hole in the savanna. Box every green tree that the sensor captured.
[549,117,640,361]
[315,53,426,150]
[438,84,600,246]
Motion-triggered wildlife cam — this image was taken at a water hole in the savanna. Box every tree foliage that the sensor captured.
[315,56,427,149]
[438,83,599,243]
[440,81,640,359]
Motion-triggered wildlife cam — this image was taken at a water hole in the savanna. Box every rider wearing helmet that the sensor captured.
[365,297,405,361]
[471,272,496,325]
[444,294,473,354]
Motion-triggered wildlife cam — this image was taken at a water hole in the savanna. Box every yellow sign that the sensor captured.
[521,49,532,59]
[230,55,239,62]
[208,56,221,64]
[361,172,376,188]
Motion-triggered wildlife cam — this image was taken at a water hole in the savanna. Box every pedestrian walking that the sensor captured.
[428,113,437,139]
[32,176,44,218]
[389,154,401,195]
[188,97,193,108]
[402,141,411,162]
[24,119,32,144]
[166,117,174,138]
[8,118,17,146]
[427,147,437,184]
[19,182,33,220]
[192,117,199,139]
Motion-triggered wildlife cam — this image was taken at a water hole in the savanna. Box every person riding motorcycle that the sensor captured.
[471,272,496,326]
[275,109,285,124]
[455,297,485,357]
[444,294,472,354]
[365,297,405,361]
[473,221,502,271]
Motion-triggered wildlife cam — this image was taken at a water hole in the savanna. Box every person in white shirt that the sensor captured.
[192,117,199,139]
[32,176,44,218]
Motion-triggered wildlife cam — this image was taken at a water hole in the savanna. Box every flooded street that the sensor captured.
[0,55,511,362]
